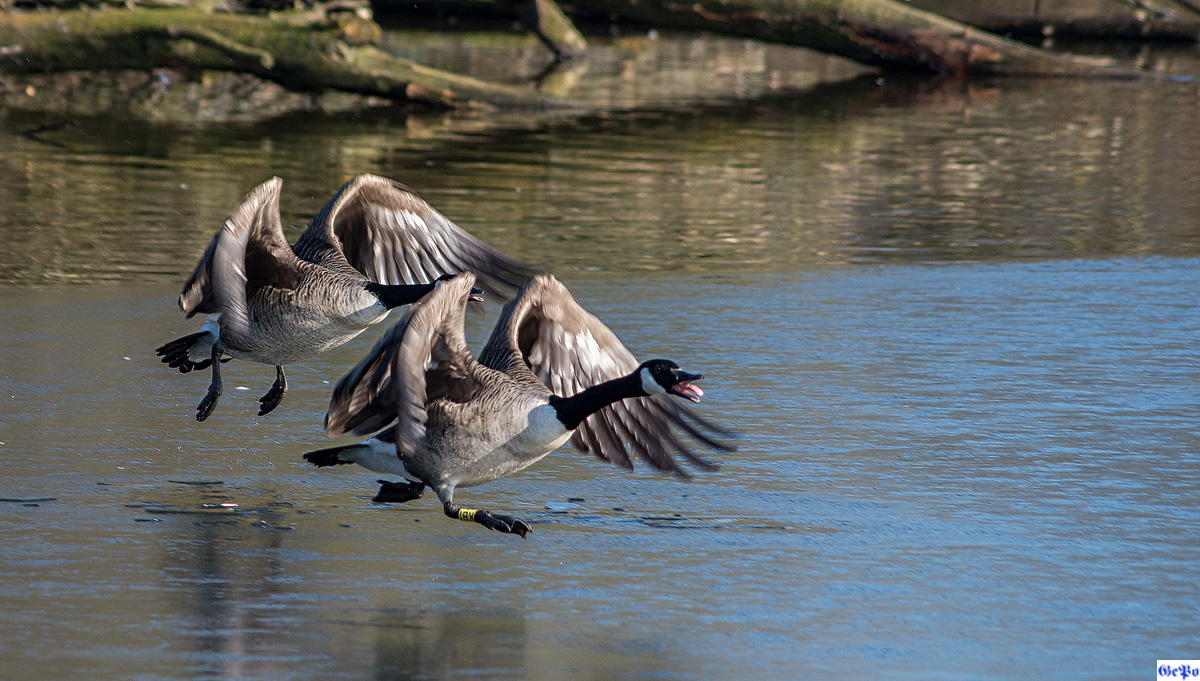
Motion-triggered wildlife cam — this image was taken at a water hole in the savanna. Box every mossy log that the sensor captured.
[0,7,574,108]
[569,0,1154,77]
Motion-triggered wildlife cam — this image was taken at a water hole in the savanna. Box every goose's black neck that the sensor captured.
[366,281,437,309]
[550,372,646,431]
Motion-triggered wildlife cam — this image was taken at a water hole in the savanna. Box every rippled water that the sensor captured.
[1,32,1198,680]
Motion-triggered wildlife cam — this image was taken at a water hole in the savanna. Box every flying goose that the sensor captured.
[156,174,533,421]
[303,273,734,538]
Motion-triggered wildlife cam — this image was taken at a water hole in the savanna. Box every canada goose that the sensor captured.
[303,273,734,538]
[156,175,533,421]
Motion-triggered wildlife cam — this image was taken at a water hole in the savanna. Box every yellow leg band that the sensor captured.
[457,508,477,522]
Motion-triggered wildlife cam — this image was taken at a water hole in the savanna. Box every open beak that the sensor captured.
[669,370,705,403]
[469,286,485,303]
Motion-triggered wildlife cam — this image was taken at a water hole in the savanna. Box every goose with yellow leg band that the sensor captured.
[303,273,735,538]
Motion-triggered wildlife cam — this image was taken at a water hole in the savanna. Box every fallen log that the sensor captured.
[0,0,1177,122]
[926,6,1200,42]
[0,7,574,109]
[568,0,1160,77]
[958,16,1200,42]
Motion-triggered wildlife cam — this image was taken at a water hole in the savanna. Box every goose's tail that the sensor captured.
[303,444,364,468]
[155,331,226,373]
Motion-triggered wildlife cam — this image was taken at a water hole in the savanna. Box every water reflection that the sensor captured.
[366,609,527,681]
[378,29,871,106]
[145,483,535,681]
[141,484,292,678]
[127,478,704,680]
[2,66,1199,287]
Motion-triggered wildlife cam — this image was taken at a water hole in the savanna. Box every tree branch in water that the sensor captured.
[0,7,576,109]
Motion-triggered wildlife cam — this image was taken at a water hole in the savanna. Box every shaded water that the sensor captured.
[1,33,1199,680]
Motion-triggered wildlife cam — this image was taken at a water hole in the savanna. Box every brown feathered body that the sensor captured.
[311,274,734,510]
[155,175,534,420]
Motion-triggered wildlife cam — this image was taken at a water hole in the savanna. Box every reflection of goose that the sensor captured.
[156,175,533,421]
[304,273,734,538]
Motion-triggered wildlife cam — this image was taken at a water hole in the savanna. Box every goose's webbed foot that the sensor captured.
[196,342,225,422]
[258,365,288,416]
[476,511,532,538]
[443,502,531,539]
[373,480,425,504]
[196,386,221,422]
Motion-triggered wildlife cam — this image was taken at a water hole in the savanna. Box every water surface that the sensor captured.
[0,32,1198,680]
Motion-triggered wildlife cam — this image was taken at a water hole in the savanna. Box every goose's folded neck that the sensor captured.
[549,372,647,431]
[365,281,438,309]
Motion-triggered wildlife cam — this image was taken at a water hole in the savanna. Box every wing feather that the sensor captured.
[325,275,481,461]
[197,178,304,343]
[177,231,221,318]
[294,174,537,298]
[479,274,733,477]
[177,177,299,322]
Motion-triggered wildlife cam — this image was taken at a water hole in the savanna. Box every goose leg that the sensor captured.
[196,342,225,422]
[257,365,287,416]
[442,500,532,539]
[373,479,425,503]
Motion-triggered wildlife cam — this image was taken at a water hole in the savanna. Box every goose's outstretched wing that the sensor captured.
[294,174,535,299]
[325,274,482,461]
[177,177,302,321]
[199,177,307,344]
[478,275,734,478]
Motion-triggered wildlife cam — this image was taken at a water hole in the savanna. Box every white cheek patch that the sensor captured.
[640,367,666,394]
